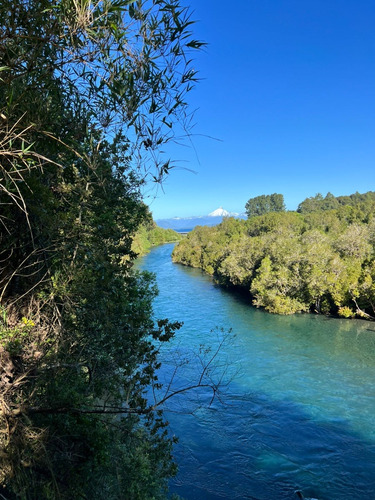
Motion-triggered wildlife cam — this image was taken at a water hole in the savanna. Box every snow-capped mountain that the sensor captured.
[208,207,230,217]
[208,207,239,217]
[156,208,245,232]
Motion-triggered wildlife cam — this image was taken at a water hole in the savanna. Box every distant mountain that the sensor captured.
[156,208,245,232]
[209,207,239,217]
[209,207,230,217]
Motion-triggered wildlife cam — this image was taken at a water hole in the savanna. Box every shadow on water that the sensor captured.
[168,386,375,500]
[137,245,375,500]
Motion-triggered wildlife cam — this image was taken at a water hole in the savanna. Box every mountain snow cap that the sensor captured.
[208,207,230,217]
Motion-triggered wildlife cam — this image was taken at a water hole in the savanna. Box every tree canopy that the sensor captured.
[245,193,286,218]
[297,191,375,213]
[173,191,375,318]
[0,0,203,497]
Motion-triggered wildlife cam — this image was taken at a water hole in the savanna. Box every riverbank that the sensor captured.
[132,222,182,256]
[139,243,375,500]
[172,203,375,319]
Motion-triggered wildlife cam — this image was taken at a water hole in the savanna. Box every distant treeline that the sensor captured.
[172,191,375,318]
[132,219,181,256]
[297,191,375,214]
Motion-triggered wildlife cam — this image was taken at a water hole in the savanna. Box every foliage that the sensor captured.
[245,193,285,218]
[0,0,203,498]
[297,191,375,213]
[132,218,181,256]
[173,191,375,319]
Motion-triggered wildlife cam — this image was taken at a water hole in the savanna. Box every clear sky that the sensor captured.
[144,0,375,219]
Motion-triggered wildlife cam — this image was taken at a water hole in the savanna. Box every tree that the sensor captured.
[321,192,340,211]
[0,0,205,497]
[173,189,375,319]
[297,193,324,213]
[297,192,340,213]
[245,193,285,218]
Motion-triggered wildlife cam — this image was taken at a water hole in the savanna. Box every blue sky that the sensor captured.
[144,0,375,219]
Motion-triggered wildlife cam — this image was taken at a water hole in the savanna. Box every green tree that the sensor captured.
[250,256,307,315]
[321,192,340,211]
[245,193,285,218]
[0,0,204,497]
[173,190,375,320]
[297,193,324,213]
[297,192,357,213]
[131,220,181,256]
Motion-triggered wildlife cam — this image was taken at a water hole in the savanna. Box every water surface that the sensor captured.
[138,244,375,500]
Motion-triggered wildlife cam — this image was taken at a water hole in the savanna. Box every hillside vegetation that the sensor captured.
[173,192,375,318]
[132,220,181,257]
[0,0,202,497]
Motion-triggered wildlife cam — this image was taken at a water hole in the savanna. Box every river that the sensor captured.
[137,243,375,500]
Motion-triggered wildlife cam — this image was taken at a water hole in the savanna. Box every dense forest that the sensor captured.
[132,218,181,257]
[173,191,375,318]
[0,0,202,498]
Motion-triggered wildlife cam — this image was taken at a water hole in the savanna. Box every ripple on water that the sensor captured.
[138,245,375,500]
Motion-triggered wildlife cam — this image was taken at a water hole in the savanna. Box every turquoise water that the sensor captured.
[138,244,375,500]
